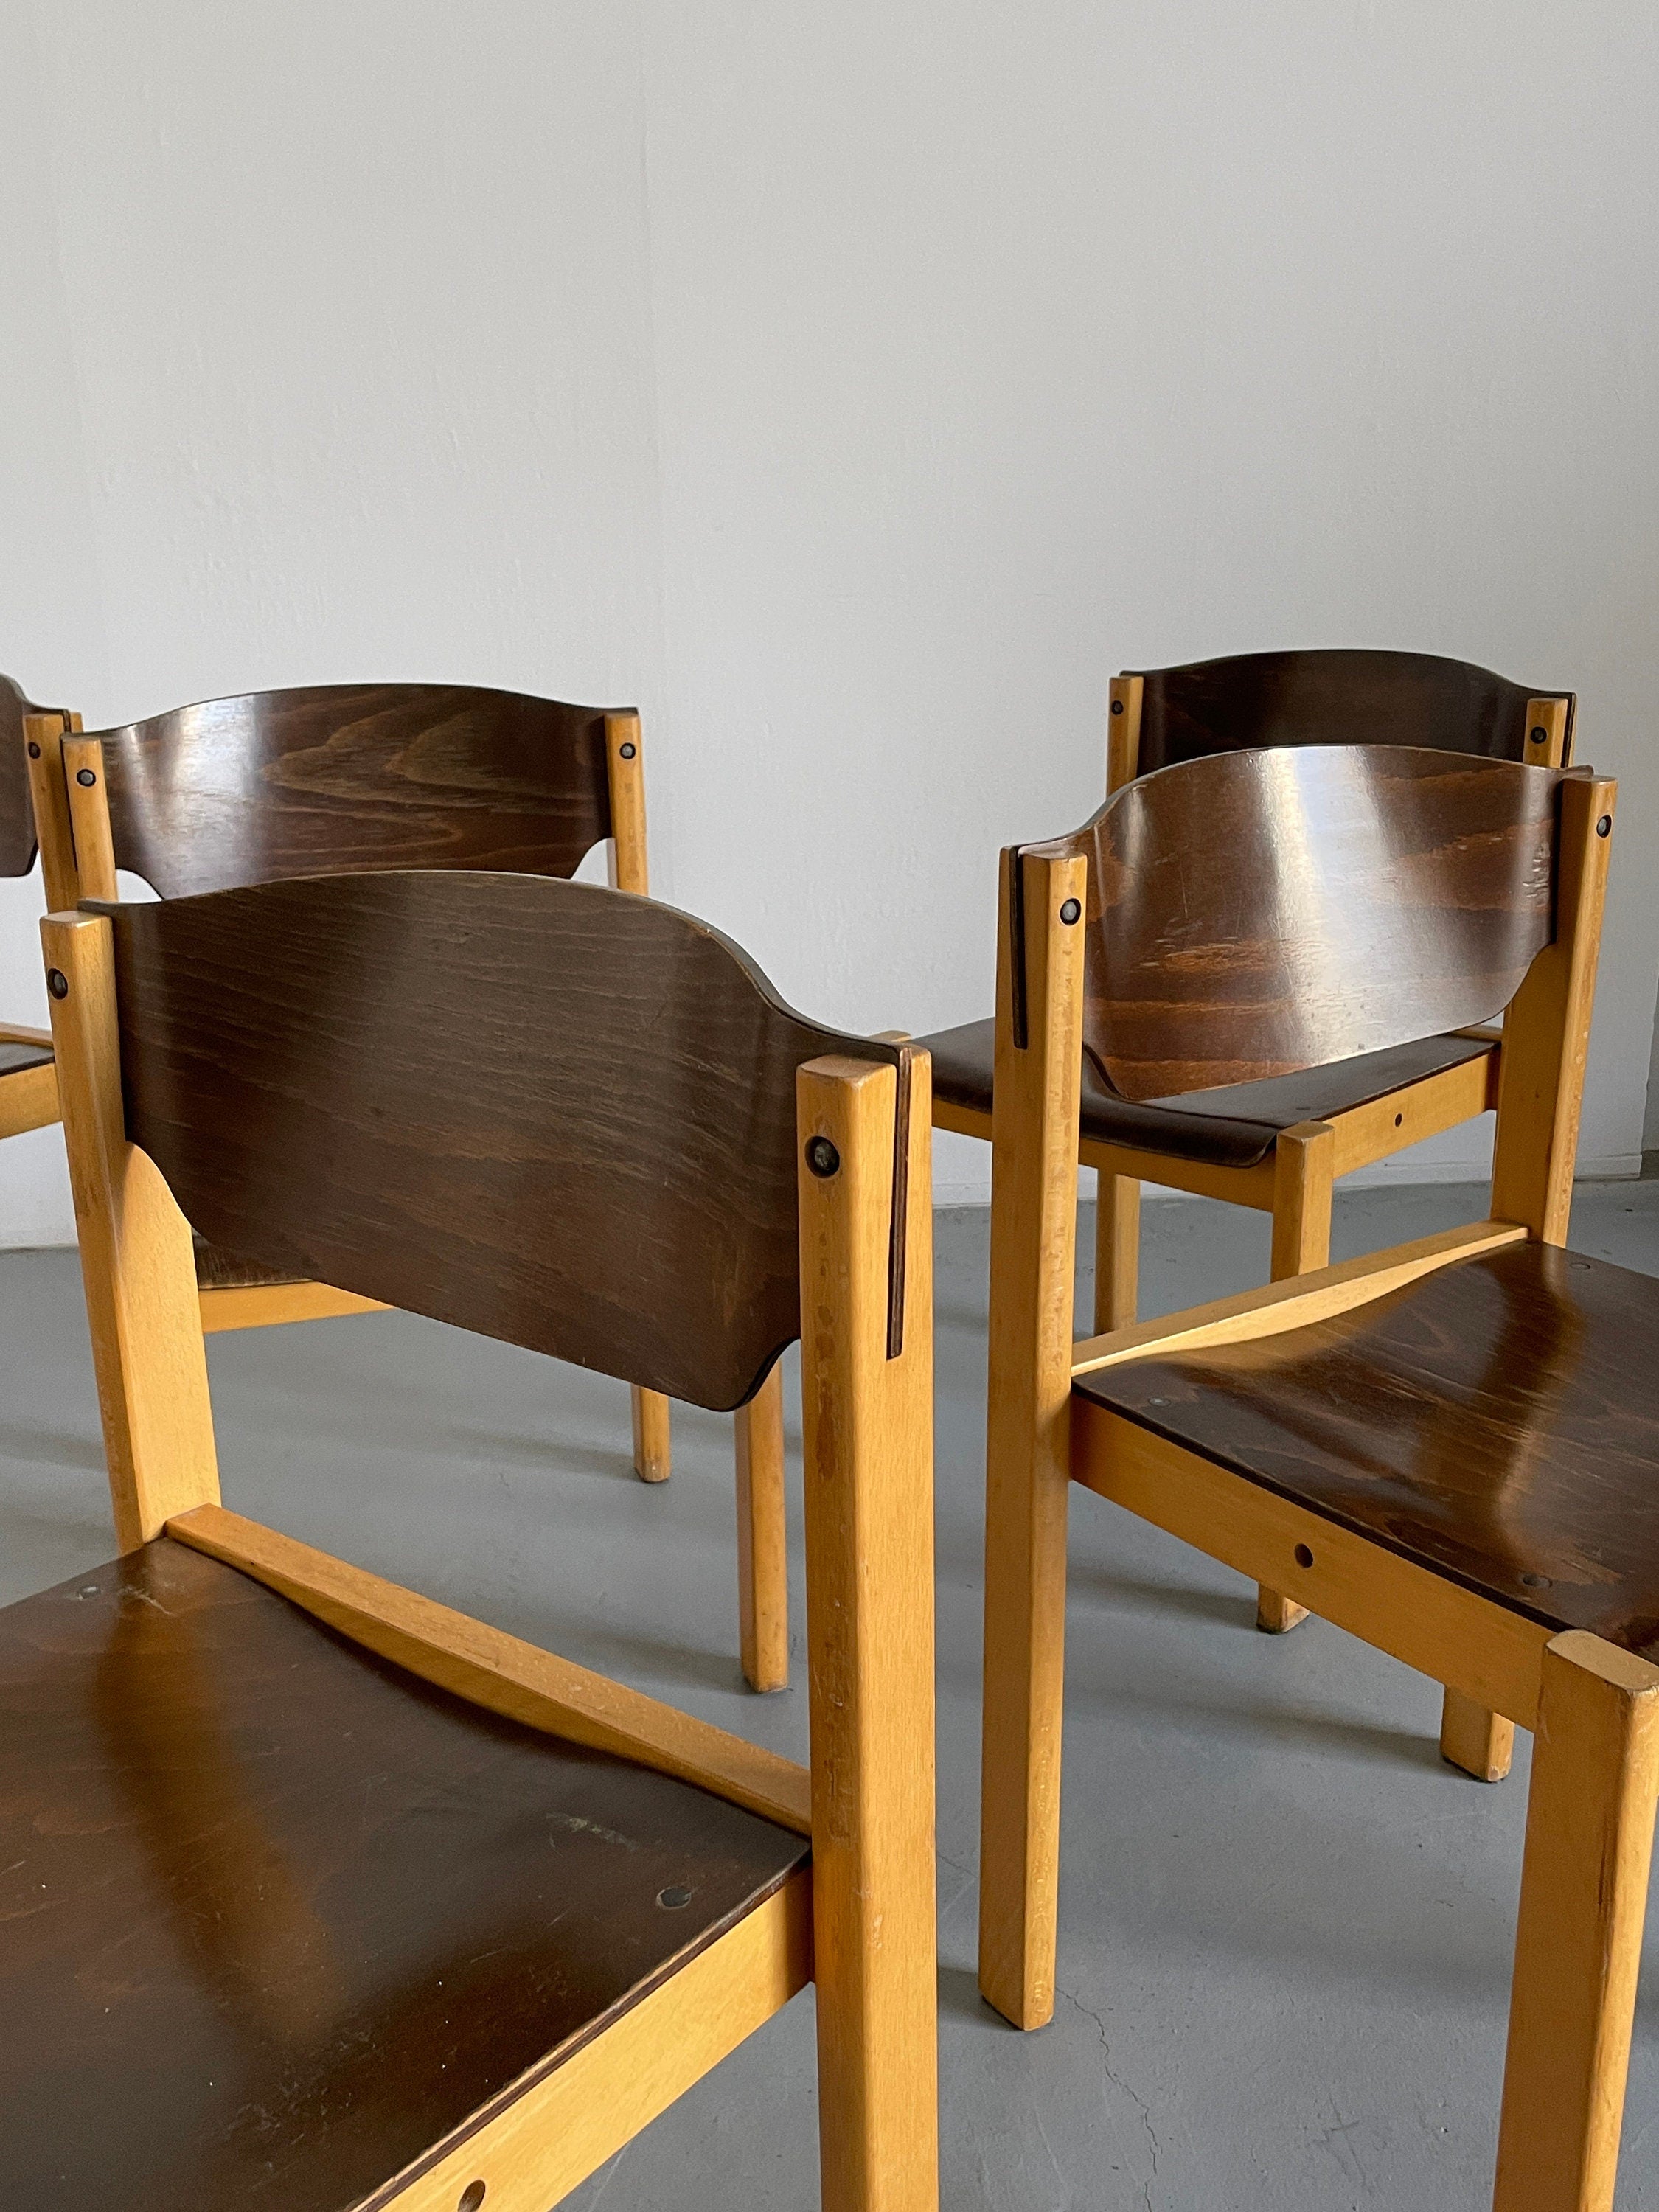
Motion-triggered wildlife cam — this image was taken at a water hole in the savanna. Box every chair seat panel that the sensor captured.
[0,1538,809,2211]
[1073,1239,1659,1658]
[0,1040,54,1078]
[922,1018,1494,1170]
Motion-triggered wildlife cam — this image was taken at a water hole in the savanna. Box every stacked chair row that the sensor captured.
[1,650,1651,2212]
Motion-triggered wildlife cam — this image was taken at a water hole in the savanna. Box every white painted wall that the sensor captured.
[3,0,1655,1232]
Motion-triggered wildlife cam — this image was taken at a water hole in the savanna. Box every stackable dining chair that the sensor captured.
[10,866,937,2211]
[924,648,1576,1636]
[977,743,1642,2210]
[26,686,792,1691]
[0,676,70,1143]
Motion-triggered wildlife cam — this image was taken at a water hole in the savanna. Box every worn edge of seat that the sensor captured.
[167,1508,813,1834]
[366,1867,813,2212]
[1069,1217,1526,1377]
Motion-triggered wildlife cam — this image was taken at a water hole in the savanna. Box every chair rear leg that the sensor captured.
[630,1386,671,1481]
[1093,1174,1141,1332]
[1493,1632,1659,2212]
[735,1366,789,1692]
[1257,1123,1334,1633]
[1440,1686,1514,1782]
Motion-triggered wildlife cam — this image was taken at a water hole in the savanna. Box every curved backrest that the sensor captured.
[96,871,911,1410]
[1129,649,1572,773]
[1032,746,1566,1101]
[90,684,620,897]
[1,673,66,877]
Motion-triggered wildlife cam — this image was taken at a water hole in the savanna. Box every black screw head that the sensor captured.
[1110,698,1124,715]
[26,741,40,759]
[805,1135,841,1179]
[656,1885,692,1910]
[46,969,68,1000]
[1059,897,1082,926]
[1520,1571,1551,1590]
[619,741,637,759]
[74,767,96,787]
[1293,1543,1315,1570]
[1529,725,1547,745]
[1597,814,1613,838]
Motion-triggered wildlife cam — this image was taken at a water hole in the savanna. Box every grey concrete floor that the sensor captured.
[6,1178,1659,2208]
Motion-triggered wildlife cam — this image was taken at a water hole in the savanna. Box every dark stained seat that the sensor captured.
[1074,1239,1659,1659]
[0,1039,54,1079]
[923,1018,1495,1170]
[1,1540,807,2210]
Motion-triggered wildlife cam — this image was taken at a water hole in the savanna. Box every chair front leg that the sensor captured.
[630,1386,671,1482]
[1494,1632,1659,2212]
[1257,1123,1335,1633]
[735,1366,789,1692]
[1093,1174,1141,1332]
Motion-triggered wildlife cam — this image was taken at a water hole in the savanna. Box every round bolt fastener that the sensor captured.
[1520,1571,1551,1589]
[26,741,40,759]
[458,2183,487,2212]
[46,969,68,1000]
[619,741,636,759]
[805,1135,841,1179]
[1529,725,1547,745]
[657,1885,693,1910]
[1110,698,1124,715]
[1059,897,1082,925]
[75,768,97,787]
[1597,815,1613,837]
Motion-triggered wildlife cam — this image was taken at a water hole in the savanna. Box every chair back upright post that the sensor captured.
[24,712,83,913]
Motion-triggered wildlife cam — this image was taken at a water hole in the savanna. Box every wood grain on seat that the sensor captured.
[1132,647,1570,773]
[924,1019,1495,1169]
[91,684,619,896]
[0,1539,807,2212]
[1028,747,1562,1103]
[1074,1240,1659,1657]
[97,871,912,1411]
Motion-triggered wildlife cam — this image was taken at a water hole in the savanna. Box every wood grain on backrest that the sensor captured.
[1131,649,1572,772]
[1026,746,1567,1102]
[1,674,66,877]
[90,684,619,897]
[95,872,911,1410]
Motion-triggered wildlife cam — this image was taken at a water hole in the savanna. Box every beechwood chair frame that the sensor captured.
[38,884,939,2212]
[24,700,794,1696]
[0,682,71,1145]
[977,760,1635,2209]
[931,662,1577,1640]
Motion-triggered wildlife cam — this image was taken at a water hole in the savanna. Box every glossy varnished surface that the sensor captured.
[1132,647,1570,773]
[1,672,62,877]
[100,872,906,1410]
[1032,746,1560,1102]
[93,684,619,896]
[0,1539,809,2211]
[1076,1239,1659,1656]
[923,1020,1493,1169]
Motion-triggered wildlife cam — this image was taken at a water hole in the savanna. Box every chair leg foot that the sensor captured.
[735,1366,789,1692]
[1439,1686,1514,1781]
[631,1387,671,1482]
[1256,1587,1310,1633]
[1493,1632,1659,2212]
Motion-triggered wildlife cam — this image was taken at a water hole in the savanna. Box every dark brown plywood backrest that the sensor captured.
[1032,746,1563,1102]
[91,684,617,897]
[97,872,908,1410]
[1132,649,1572,772]
[1,672,62,877]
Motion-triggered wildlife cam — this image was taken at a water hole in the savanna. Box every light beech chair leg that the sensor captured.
[798,1049,937,2212]
[1256,1122,1335,1635]
[1493,1632,1659,2212]
[735,1365,789,1692]
[978,848,1088,2031]
[630,1387,672,1482]
[1440,1685,1515,1783]
[1093,1173,1141,1334]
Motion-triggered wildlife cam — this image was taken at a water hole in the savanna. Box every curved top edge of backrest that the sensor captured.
[93,869,911,1410]
[86,682,633,897]
[1124,647,1572,771]
[1,672,60,877]
[1027,744,1569,1102]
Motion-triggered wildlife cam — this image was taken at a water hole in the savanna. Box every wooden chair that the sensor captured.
[0,677,70,1143]
[25,686,793,1692]
[10,866,937,2210]
[976,743,1646,2208]
[924,647,1576,1636]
